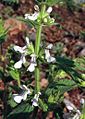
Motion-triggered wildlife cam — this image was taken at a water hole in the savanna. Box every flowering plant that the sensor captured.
[0,0,85,119]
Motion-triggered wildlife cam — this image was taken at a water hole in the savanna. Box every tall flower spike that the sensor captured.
[32,92,41,107]
[13,85,31,103]
[45,44,56,63]
[27,54,37,72]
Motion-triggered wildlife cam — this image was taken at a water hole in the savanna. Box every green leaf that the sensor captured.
[7,103,34,118]
[39,99,48,112]
[45,79,76,103]
[56,56,75,67]
[80,81,85,87]
[0,19,7,44]
[74,57,85,71]
[61,66,84,83]
[9,69,20,81]
[54,79,76,92]
[18,17,38,28]
[8,98,17,108]
[56,56,84,83]
[55,70,67,79]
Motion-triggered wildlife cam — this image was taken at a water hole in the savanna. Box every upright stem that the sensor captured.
[35,24,42,56]
[35,4,46,93]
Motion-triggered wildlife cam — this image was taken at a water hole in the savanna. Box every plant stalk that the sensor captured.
[35,4,46,93]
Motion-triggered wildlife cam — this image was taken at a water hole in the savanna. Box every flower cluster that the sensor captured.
[13,5,56,72]
[13,37,37,72]
[25,5,55,25]
[13,85,41,107]
[14,37,56,72]
[13,85,31,103]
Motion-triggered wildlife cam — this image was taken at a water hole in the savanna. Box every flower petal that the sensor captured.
[32,92,41,107]
[21,85,31,95]
[22,55,26,64]
[25,12,39,21]
[47,56,56,63]
[45,49,50,58]
[46,44,53,49]
[25,14,29,19]
[23,92,28,100]
[27,63,36,72]
[47,7,52,14]
[26,37,30,45]
[14,60,23,69]
[30,54,36,62]
[21,85,28,90]
[45,49,55,63]
[80,98,84,104]
[13,94,23,103]
[14,45,24,53]
[32,99,38,107]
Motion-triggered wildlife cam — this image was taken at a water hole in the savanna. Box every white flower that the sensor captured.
[27,54,37,72]
[13,85,31,103]
[46,7,52,14]
[45,44,56,63]
[46,44,53,49]
[25,4,39,21]
[14,37,30,53]
[25,37,30,45]
[14,55,26,69]
[32,92,41,107]
[25,12,39,21]
[80,98,85,104]
[14,45,25,54]
[14,37,30,69]
[25,5,53,21]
